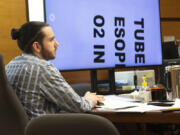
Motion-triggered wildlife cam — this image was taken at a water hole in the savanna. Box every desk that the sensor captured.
[90,95,180,124]
[90,110,180,124]
[89,95,180,134]
[89,110,180,135]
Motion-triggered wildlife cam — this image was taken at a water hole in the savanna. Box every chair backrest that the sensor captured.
[0,54,29,135]
[71,83,92,96]
[25,113,120,135]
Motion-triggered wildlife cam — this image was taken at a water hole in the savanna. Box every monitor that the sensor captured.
[26,0,162,71]
[162,41,179,59]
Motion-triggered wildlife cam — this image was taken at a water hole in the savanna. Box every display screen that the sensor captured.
[27,0,162,71]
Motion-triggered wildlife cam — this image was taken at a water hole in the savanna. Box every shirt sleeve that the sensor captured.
[39,63,94,112]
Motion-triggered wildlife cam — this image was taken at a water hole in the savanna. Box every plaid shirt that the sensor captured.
[5,53,93,119]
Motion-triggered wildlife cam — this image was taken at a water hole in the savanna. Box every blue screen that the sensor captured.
[45,0,162,71]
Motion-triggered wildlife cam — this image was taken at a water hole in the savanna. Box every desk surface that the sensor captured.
[90,109,180,124]
[90,95,180,124]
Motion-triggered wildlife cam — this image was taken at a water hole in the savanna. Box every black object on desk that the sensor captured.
[148,101,174,106]
[150,87,167,101]
[97,101,104,106]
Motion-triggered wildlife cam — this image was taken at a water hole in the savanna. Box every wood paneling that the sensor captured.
[0,0,26,64]
[62,71,91,84]
[160,0,180,18]
[160,0,180,41]
[62,69,109,84]
[161,21,180,40]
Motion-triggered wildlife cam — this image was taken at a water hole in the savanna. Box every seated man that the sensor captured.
[6,21,104,119]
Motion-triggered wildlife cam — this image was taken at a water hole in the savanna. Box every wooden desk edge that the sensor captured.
[89,110,180,124]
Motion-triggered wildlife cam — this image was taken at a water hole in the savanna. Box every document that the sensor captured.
[97,95,169,113]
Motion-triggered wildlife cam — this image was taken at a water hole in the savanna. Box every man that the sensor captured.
[6,21,104,119]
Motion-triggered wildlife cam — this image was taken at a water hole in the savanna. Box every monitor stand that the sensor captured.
[133,72,139,91]
[90,69,115,94]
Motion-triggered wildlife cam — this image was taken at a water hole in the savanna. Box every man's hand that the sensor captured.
[84,91,104,106]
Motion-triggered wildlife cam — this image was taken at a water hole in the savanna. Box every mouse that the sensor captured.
[97,101,104,106]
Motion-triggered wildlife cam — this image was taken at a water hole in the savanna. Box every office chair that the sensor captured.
[71,83,92,96]
[0,53,29,135]
[0,54,120,135]
[25,113,120,135]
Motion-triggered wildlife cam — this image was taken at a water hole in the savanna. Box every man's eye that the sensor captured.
[50,37,55,41]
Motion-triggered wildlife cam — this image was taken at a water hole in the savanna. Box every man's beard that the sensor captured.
[41,45,56,61]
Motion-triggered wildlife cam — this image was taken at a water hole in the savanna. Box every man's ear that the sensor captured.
[32,42,41,53]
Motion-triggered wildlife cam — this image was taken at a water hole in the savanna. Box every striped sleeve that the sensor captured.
[39,63,94,112]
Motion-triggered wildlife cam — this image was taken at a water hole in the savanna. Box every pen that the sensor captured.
[113,106,137,110]
[160,107,180,112]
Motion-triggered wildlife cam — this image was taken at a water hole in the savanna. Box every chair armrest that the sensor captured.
[25,113,120,135]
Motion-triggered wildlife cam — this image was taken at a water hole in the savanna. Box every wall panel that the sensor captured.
[0,0,26,64]
[160,0,180,18]
[161,21,180,40]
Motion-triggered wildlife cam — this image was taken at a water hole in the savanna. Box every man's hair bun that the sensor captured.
[11,28,20,40]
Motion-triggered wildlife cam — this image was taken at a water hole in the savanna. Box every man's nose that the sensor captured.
[55,40,59,46]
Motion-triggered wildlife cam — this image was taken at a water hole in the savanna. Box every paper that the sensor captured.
[97,95,142,112]
[97,95,169,112]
